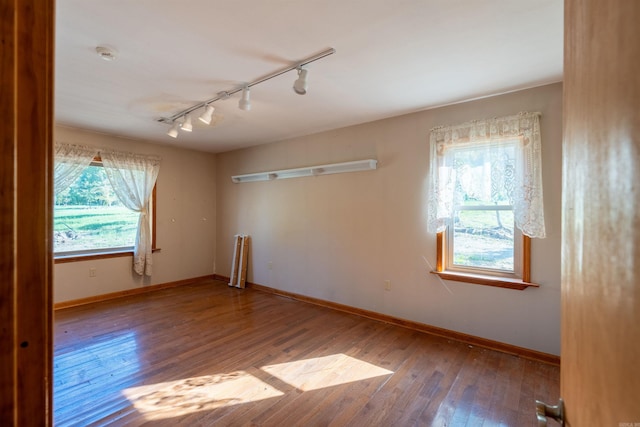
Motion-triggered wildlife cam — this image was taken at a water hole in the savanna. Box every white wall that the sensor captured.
[215,83,562,355]
[54,126,217,303]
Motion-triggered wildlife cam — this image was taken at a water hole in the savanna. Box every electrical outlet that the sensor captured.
[268,261,273,270]
[89,268,97,277]
[384,280,391,291]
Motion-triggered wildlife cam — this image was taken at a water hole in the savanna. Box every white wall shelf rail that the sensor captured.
[231,159,377,183]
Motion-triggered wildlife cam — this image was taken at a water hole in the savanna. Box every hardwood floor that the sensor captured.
[54,279,559,426]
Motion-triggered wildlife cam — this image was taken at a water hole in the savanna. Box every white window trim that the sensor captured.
[444,204,523,280]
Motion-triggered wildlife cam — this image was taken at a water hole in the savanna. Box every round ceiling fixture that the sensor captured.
[95,46,117,61]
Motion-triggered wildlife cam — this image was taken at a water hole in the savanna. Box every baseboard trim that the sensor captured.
[213,274,559,366]
[54,274,215,310]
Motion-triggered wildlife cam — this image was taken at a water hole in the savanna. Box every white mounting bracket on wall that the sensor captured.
[231,159,378,183]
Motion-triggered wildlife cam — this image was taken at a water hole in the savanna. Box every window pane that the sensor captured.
[452,142,515,207]
[453,209,514,271]
[54,165,139,253]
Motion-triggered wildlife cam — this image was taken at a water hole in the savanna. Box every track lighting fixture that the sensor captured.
[181,115,193,132]
[167,121,181,138]
[199,104,215,125]
[293,68,308,95]
[238,87,251,111]
[157,47,335,138]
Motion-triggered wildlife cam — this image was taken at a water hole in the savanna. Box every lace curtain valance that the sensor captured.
[427,112,546,238]
[54,142,161,275]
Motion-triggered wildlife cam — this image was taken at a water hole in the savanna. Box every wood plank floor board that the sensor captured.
[411,340,471,425]
[352,338,439,425]
[515,361,539,427]
[481,354,525,427]
[464,349,501,426]
[435,348,481,426]
[376,344,450,425]
[54,279,559,426]
[421,352,470,424]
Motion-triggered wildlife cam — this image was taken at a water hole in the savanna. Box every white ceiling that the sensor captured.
[55,0,563,153]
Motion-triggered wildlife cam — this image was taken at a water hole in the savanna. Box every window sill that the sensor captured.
[430,270,539,290]
[54,248,161,264]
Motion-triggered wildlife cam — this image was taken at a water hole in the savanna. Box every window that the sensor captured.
[54,158,155,258]
[434,140,531,289]
[427,112,545,290]
[53,143,160,275]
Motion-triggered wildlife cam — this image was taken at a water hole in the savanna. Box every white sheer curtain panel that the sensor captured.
[427,112,546,238]
[101,150,161,276]
[54,143,98,195]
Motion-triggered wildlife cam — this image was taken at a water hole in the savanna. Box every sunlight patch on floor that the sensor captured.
[122,353,393,421]
[122,369,283,421]
[261,353,394,391]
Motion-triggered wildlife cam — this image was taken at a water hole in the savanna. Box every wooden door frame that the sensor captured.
[0,0,55,424]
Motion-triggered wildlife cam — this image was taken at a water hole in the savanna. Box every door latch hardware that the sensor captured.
[535,398,564,426]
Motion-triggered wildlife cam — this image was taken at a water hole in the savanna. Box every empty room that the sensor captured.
[2,0,638,426]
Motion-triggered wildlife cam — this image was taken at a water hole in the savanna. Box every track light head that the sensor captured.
[167,121,181,138]
[239,87,251,111]
[293,68,308,95]
[198,105,215,125]
[181,115,193,132]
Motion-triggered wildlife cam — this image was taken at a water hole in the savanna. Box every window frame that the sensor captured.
[53,156,158,264]
[446,204,521,278]
[430,141,537,291]
[433,230,535,290]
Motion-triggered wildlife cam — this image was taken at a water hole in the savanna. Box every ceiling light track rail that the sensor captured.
[157,47,335,137]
